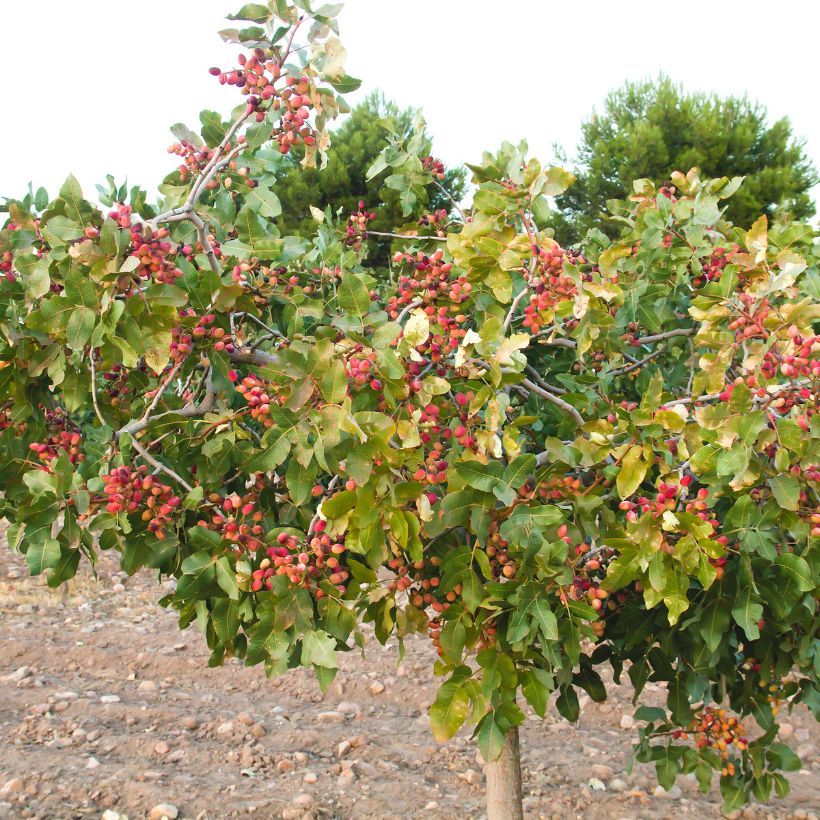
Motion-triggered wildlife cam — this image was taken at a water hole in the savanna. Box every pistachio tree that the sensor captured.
[0,3,817,817]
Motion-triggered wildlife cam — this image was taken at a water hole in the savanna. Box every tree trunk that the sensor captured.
[485,725,524,820]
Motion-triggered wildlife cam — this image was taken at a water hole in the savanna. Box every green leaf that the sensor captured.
[25,537,61,576]
[66,306,95,350]
[767,475,800,511]
[245,186,282,218]
[455,459,503,493]
[301,630,338,669]
[430,673,473,742]
[215,557,240,600]
[338,273,371,317]
[475,709,507,762]
[732,586,763,641]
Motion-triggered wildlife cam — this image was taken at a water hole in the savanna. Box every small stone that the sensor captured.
[154,741,170,756]
[337,701,362,718]
[182,716,199,730]
[653,784,682,799]
[112,583,125,593]
[293,752,308,765]
[0,778,23,797]
[237,712,254,726]
[55,691,78,700]
[86,756,101,770]
[369,681,385,695]
[3,666,31,683]
[303,772,318,784]
[608,778,627,793]
[100,694,121,704]
[53,701,70,713]
[459,769,482,786]
[241,746,255,768]
[250,723,266,738]
[619,714,635,730]
[282,793,314,819]
[277,759,295,774]
[216,721,235,735]
[316,710,344,723]
[138,680,157,693]
[777,723,794,739]
[337,740,352,758]
[168,750,185,763]
[350,734,367,749]
[588,777,606,791]
[591,764,614,780]
[102,812,125,820]
[149,803,179,820]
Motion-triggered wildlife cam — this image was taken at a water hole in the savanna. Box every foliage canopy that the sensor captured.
[0,4,817,813]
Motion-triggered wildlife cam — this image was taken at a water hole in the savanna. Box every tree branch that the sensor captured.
[520,377,584,426]
[633,327,695,345]
[130,438,194,493]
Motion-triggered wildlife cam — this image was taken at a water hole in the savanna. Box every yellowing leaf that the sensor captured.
[616,445,649,499]
[495,333,529,365]
[403,309,430,348]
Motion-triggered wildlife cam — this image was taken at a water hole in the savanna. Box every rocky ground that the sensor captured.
[0,540,817,820]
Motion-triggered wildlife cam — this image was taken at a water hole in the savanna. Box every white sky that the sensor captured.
[1,1,818,207]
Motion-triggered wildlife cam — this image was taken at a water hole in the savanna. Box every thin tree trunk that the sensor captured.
[485,725,524,820]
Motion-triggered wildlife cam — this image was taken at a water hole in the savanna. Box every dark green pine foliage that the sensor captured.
[552,77,817,245]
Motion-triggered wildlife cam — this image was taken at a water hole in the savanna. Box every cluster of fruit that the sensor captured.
[420,155,446,180]
[129,224,184,285]
[197,489,266,554]
[386,249,469,319]
[1,250,14,283]
[343,201,376,249]
[693,244,740,288]
[167,139,217,182]
[101,465,181,540]
[27,408,84,468]
[345,346,382,391]
[522,243,582,334]
[417,208,449,231]
[688,707,748,775]
[484,525,517,580]
[252,527,349,595]
[235,373,283,427]
[102,363,131,409]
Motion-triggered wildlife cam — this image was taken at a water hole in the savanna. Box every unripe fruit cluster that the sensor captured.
[101,465,181,541]
[167,140,216,182]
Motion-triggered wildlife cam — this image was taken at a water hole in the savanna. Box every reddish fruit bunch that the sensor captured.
[129,224,183,285]
[198,489,266,553]
[688,707,748,775]
[167,139,216,182]
[417,208,449,230]
[345,346,380,391]
[420,155,446,180]
[102,465,181,540]
[1,250,14,282]
[344,201,376,249]
[252,527,348,594]
[522,243,581,334]
[29,430,84,468]
[694,244,740,288]
[386,249,468,318]
[107,203,133,229]
[236,373,282,426]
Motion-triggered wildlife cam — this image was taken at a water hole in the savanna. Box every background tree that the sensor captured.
[272,91,466,266]
[552,77,818,244]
